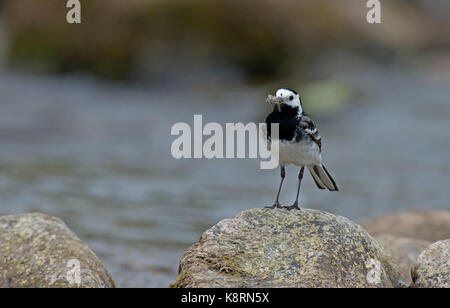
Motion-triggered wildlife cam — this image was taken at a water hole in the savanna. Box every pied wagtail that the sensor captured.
[265,88,338,210]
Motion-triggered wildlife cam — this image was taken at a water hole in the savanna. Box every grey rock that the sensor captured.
[374,234,430,284]
[411,239,450,288]
[361,210,450,242]
[171,208,406,288]
[0,213,116,288]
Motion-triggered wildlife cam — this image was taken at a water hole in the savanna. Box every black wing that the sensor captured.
[297,113,322,151]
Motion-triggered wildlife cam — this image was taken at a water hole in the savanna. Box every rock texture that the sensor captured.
[411,240,450,288]
[171,208,406,288]
[0,213,116,288]
[361,210,450,242]
[374,234,430,284]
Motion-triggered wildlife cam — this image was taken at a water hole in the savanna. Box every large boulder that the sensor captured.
[374,234,430,284]
[411,240,450,288]
[171,208,406,288]
[361,210,450,242]
[0,213,116,288]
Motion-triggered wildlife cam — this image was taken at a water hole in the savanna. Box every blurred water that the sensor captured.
[0,67,449,287]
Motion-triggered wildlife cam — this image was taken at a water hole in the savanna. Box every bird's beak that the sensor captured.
[265,94,283,111]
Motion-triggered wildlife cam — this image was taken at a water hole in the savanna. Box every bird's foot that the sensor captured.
[286,202,300,211]
[265,202,283,209]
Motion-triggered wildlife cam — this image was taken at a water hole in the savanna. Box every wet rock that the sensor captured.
[411,240,450,288]
[0,213,116,288]
[374,234,430,284]
[171,208,406,288]
[361,210,450,242]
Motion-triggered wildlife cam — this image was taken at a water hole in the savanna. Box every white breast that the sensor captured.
[274,140,322,166]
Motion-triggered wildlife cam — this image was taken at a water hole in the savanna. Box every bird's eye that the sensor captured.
[289,95,294,101]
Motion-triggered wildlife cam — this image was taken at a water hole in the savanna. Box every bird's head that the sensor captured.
[266,88,302,113]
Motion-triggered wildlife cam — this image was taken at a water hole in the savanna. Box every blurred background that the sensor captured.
[1,0,450,287]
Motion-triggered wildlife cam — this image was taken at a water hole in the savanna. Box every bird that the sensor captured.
[264,88,338,210]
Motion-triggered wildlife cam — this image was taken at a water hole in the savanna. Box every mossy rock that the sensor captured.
[0,213,116,288]
[411,240,450,288]
[171,208,406,288]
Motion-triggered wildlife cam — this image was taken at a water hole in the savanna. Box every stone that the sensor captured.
[0,213,116,288]
[171,208,406,288]
[374,234,430,284]
[361,210,450,242]
[411,239,450,288]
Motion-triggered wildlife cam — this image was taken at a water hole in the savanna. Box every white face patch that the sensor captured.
[275,88,302,114]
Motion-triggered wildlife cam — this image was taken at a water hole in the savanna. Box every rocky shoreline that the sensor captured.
[0,209,448,288]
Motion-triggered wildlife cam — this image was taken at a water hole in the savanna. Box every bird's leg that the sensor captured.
[287,166,304,211]
[265,166,285,209]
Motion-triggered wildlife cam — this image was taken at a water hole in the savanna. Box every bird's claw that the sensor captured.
[286,202,300,211]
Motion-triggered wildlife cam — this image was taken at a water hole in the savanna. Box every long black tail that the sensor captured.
[308,164,339,191]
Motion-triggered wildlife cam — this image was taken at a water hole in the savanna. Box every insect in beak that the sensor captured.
[265,94,283,112]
